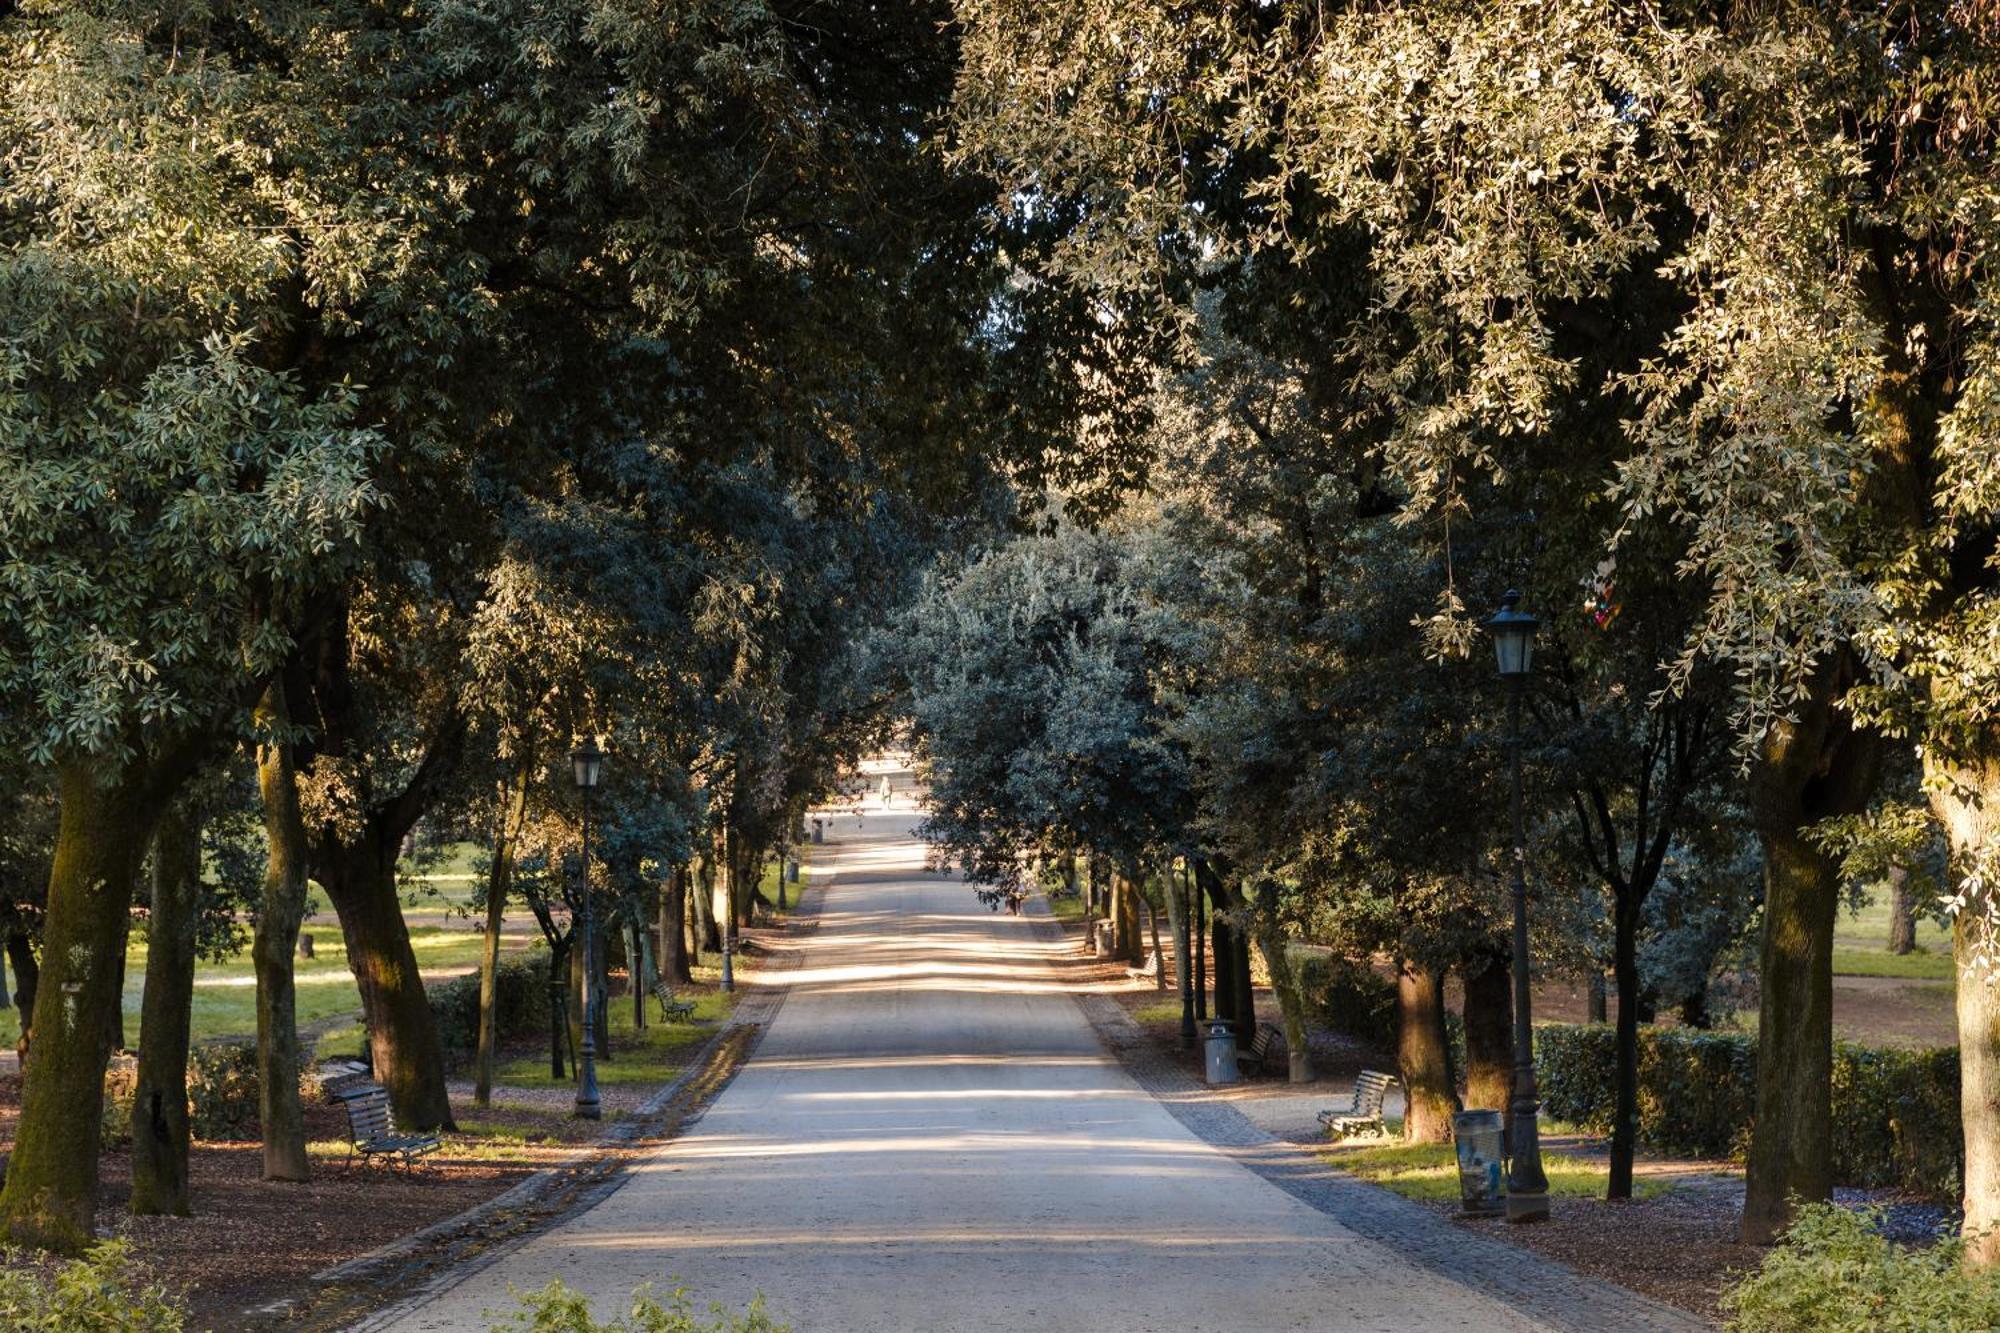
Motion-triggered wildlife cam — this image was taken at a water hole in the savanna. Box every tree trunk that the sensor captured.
[0,759,165,1253]
[1928,749,2000,1265]
[1461,950,1513,1120]
[254,685,313,1181]
[1886,861,1917,956]
[1193,875,1207,1021]
[132,805,203,1217]
[1142,877,1167,989]
[692,855,720,958]
[1396,959,1457,1144]
[1740,665,1877,1246]
[474,769,527,1108]
[1251,880,1314,1083]
[1165,860,1192,1046]
[1587,971,1608,1024]
[661,865,691,984]
[547,937,572,1080]
[322,835,456,1132]
[4,930,35,1018]
[1610,888,1642,1200]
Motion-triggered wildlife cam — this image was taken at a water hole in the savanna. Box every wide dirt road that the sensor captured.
[366,811,1663,1332]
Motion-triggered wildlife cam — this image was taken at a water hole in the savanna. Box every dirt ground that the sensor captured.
[0,1006,724,1330]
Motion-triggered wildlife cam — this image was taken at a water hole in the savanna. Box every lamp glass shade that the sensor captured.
[1486,592,1539,678]
[571,738,604,789]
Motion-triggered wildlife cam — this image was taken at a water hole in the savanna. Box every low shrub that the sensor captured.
[428,948,555,1071]
[1300,954,1397,1051]
[1535,1023,1960,1196]
[492,1281,789,1332]
[0,1240,185,1331]
[1722,1202,2000,1331]
[189,1041,259,1141]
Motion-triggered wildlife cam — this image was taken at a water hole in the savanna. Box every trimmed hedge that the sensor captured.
[1298,953,1397,1050]
[428,948,556,1070]
[1537,1022,1961,1199]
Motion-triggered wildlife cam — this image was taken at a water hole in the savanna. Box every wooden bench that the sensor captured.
[652,979,697,1022]
[1125,950,1162,981]
[1318,1070,1399,1139]
[1237,1022,1288,1078]
[333,1082,441,1173]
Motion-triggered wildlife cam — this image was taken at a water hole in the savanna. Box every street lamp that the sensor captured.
[1487,590,1549,1223]
[572,736,604,1121]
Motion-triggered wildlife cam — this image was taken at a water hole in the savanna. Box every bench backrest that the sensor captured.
[1354,1070,1396,1113]
[1252,1024,1284,1057]
[337,1084,393,1144]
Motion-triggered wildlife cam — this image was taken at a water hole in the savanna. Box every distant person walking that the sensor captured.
[879,774,893,806]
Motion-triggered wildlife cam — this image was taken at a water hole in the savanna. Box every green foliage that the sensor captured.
[187,1041,258,1142]
[427,949,555,1072]
[491,1281,788,1333]
[1297,954,1397,1051]
[1830,1045,1963,1199]
[1537,1024,1961,1195]
[0,1241,184,1331]
[1722,1203,2000,1332]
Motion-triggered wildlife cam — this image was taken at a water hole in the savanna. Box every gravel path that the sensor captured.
[357,809,1702,1333]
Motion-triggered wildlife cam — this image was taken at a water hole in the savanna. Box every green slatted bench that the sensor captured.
[333,1082,441,1173]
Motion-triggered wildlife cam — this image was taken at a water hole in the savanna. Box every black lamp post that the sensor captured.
[1488,590,1549,1223]
[572,736,604,1121]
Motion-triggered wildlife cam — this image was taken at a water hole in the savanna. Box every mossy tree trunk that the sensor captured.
[1197,861,1255,1036]
[320,829,456,1132]
[661,864,691,984]
[1250,880,1314,1083]
[1396,958,1457,1144]
[131,803,204,1217]
[1740,662,1877,1245]
[475,766,531,1107]
[1886,862,1917,956]
[0,755,181,1253]
[1164,860,1191,1036]
[1927,748,2000,1265]
[254,683,313,1181]
[692,854,720,957]
[1460,948,1513,1122]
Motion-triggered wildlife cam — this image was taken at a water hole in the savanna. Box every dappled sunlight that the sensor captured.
[545,1225,1337,1253]
[655,1131,1222,1164]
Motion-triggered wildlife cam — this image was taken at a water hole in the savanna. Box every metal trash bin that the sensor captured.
[1205,1020,1240,1085]
[1091,921,1114,957]
[1452,1110,1507,1216]
[785,859,800,883]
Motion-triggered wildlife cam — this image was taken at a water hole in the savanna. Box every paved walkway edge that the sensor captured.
[1028,898,1712,1333]
[302,878,829,1332]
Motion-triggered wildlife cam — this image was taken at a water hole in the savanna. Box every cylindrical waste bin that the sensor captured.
[1205,1020,1240,1085]
[786,859,800,883]
[1091,920,1114,957]
[1452,1110,1507,1217]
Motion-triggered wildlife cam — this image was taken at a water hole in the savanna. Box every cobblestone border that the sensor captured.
[273,874,830,1332]
[1025,898,1712,1333]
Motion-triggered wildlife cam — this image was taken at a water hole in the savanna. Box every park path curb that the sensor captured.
[1025,896,1714,1333]
[267,870,829,1331]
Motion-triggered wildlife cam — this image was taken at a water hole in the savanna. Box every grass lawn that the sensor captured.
[490,988,734,1090]
[1323,1139,1667,1202]
[1833,886,1954,980]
